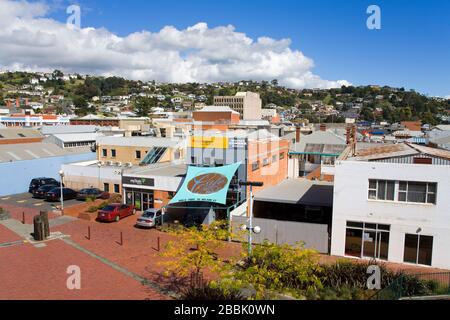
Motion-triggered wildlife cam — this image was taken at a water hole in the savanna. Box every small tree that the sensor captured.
[160,221,232,282]
[222,241,323,299]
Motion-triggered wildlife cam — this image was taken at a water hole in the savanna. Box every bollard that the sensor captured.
[120,232,123,246]
[157,236,160,252]
[86,226,91,240]
[22,212,25,224]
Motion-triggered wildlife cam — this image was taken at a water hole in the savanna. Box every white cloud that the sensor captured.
[445,95,450,100]
[0,0,350,89]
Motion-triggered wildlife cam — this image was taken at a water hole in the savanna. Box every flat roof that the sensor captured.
[0,128,43,139]
[124,162,187,178]
[97,136,182,148]
[254,179,334,207]
[0,142,91,163]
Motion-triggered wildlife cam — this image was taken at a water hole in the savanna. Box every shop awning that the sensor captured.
[169,162,241,205]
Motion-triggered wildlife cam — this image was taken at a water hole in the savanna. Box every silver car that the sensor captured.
[136,209,162,228]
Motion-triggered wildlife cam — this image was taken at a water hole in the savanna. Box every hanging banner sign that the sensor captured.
[189,136,229,149]
[169,162,241,205]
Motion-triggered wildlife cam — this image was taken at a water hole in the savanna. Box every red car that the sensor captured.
[96,204,136,222]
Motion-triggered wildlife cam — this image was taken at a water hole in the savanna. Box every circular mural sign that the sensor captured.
[187,173,228,195]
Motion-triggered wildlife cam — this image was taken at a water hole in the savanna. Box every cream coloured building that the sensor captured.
[213,92,262,120]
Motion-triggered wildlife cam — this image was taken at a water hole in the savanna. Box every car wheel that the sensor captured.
[115,216,120,222]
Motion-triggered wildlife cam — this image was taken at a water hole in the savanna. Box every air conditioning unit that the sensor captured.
[99,161,105,166]
[116,162,122,167]
[125,162,133,168]
[107,161,114,166]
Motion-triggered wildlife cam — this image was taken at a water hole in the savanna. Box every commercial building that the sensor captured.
[213,92,262,120]
[289,125,347,178]
[0,128,44,145]
[187,129,289,199]
[96,136,185,166]
[331,143,450,269]
[0,114,70,127]
[70,116,150,133]
[0,142,96,196]
[122,162,186,212]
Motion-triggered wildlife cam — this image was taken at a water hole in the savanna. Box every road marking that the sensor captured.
[34,203,44,207]
[1,197,10,200]
[17,200,27,204]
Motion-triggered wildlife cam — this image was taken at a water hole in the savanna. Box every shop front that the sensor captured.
[122,176,156,211]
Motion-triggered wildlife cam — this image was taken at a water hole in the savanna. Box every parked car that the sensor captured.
[136,209,162,228]
[28,178,60,193]
[33,185,59,199]
[45,188,78,202]
[76,188,110,201]
[97,204,135,222]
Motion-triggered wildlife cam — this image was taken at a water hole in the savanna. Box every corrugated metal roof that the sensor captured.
[0,128,43,139]
[0,142,90,163]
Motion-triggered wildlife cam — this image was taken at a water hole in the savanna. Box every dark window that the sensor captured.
[399,181,437,204]
[102,149,107,157]
[136,150,141,159]
[114,184,120,193]
[111,149,116,158]
[345,229,363,257]
[404,234,433,266]
[103,183,110,192]
[280,153,285,160]
[368,180,395,201]
[252,161,259,171]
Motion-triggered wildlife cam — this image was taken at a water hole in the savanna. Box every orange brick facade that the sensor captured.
[192,111,240,124]
[246,138,289,195]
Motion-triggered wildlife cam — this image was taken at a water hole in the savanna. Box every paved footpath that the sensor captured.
[0,213,173,300]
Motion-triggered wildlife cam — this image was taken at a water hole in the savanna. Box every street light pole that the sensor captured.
[59,170,64,216]
[239,181,263,256]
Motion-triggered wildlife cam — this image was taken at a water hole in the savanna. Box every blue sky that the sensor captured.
[29,0,450,96]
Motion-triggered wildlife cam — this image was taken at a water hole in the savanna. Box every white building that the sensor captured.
[331,143,450,269]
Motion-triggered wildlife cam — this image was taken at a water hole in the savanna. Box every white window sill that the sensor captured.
[367,199,435,207]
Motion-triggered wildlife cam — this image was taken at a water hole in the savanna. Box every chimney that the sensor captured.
[352,125,357,156]
[346,126,352,145]
[320,123,327,132]
[296,126,301,143]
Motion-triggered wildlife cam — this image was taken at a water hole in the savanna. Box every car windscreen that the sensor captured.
[101,206,117,212]
[142,212,155,218]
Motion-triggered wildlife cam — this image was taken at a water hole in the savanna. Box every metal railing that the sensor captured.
[372,272,450,300]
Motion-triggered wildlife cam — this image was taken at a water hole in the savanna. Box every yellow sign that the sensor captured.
[189,136,229,149]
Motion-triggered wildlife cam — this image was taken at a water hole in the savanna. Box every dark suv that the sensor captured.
[28,178,60,193]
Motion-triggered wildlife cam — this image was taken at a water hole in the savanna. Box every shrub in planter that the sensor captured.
[86,206,99,213]
[181,285,244,301]
[108,194,122,204]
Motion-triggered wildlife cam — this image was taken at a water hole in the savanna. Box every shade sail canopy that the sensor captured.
[169,162,241,205]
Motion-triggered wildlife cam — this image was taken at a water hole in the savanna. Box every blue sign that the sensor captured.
[169,163,241,205]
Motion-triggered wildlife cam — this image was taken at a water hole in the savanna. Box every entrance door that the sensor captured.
[363,230,389,260]
[142,193,153,211]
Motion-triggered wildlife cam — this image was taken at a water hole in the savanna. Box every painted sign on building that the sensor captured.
[169,162,241,205]
[189,136,229,149]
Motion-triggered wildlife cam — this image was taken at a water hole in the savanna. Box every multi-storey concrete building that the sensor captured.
[213,92,262,120]
[331,143,450,269]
